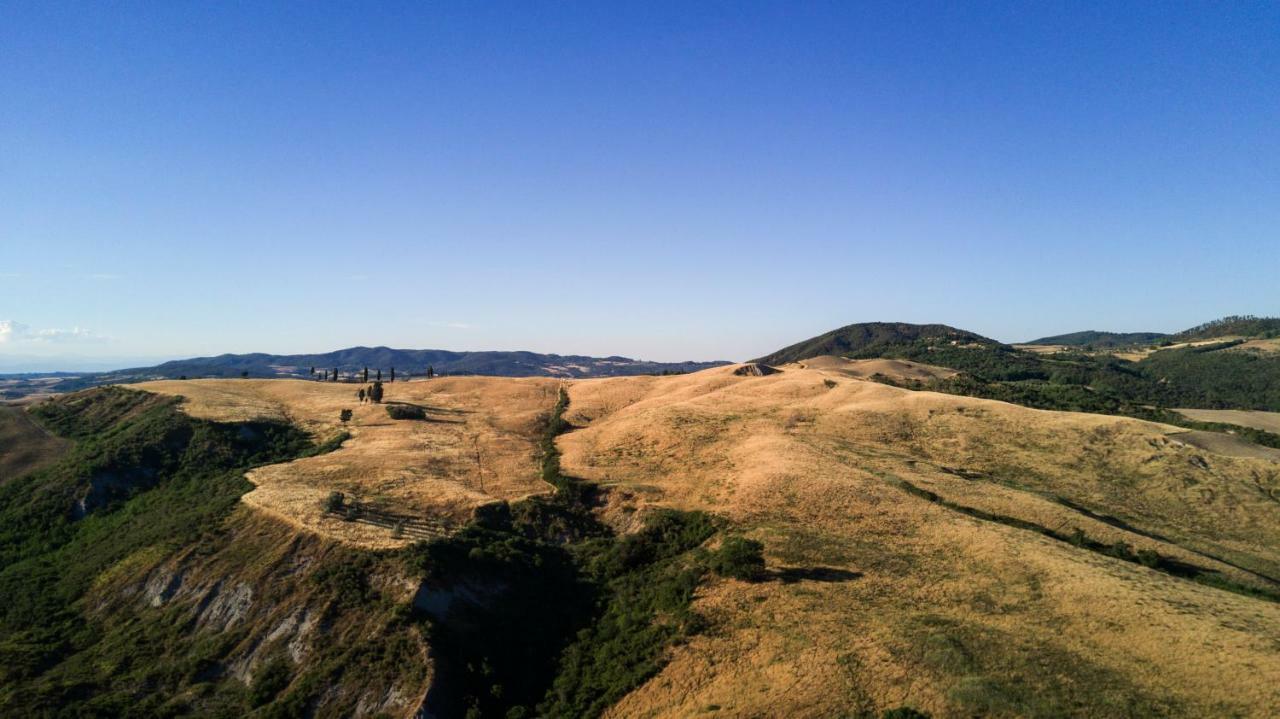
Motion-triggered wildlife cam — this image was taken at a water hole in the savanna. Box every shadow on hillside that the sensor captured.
[772,566,862,584]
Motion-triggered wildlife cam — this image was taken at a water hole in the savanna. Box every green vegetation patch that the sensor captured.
[0,386,325,713]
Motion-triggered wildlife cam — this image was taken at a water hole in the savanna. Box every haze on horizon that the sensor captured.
[2,2,1277,371]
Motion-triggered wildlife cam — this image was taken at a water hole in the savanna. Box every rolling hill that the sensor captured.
[754,317,1280,417]
[4,364,1279,717]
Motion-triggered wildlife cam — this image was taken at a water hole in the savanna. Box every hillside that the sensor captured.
[1024,330,1170,347]
[3,368,1279,717]
[758,319,1280,416]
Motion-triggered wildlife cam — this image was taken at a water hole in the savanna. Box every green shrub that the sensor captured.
[709,536,766,581]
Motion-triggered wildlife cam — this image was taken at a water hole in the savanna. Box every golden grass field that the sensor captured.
[557,360,1280,718]
[135,360,1280,716]
[138,377,561,548]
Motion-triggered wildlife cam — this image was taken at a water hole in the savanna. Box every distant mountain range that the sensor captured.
[0,347,730,400]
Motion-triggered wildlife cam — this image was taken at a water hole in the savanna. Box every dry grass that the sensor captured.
[1175,408,1280,434]
[558,364,1280,718]
[137,378,561,548]
[783,355,958,381]
[132,366,1280,715]
[0,405,70,483]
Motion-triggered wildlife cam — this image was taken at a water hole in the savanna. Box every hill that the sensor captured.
[1175,315,1280,340]
[1024,330,1170,347]
[754,322,995,366]
[757,319,1280,417]
[6,368,1279,716]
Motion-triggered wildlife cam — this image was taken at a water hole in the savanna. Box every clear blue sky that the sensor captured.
[2,2,1277,369]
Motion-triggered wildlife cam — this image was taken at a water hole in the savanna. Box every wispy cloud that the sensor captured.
[428,321,473,329]
[0,320,110,345]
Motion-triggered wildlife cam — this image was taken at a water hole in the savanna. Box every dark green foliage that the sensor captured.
[339,408,353,423]
[708,536,766,581]
[386,404,426,420]
[0,387,320,712]
[368,381,384,403]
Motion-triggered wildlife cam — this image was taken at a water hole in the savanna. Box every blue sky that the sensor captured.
[2,2,1277,369]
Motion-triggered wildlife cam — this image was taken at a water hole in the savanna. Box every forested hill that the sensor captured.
[753,322,995,366]
[755,318,1280,416]
[1176,316,1280,340]
[1025,331,1170,347]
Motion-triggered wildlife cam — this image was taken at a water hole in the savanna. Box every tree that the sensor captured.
[332,367,338,382]
[363,366,368,383]
[390,367,395,382]
[427,365,435,379]
[369,381,384,403]
[240,370,249,379]
[310,366,315,376]
[339,409,353,423]
[376,369,382,381]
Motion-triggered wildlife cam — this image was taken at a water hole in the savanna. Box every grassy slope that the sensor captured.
[559,367,1280,718]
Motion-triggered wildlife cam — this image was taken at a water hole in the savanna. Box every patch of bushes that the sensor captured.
[385,404,426,420]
